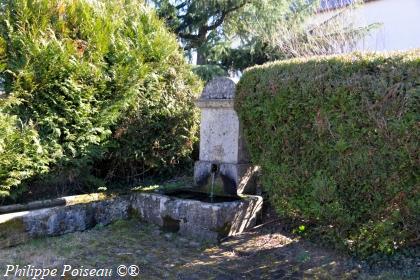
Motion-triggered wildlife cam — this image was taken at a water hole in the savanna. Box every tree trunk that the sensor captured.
[196,48,207,65]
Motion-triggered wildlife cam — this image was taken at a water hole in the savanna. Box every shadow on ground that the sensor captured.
[0,219,418,280]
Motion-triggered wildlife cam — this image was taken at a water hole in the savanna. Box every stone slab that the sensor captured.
[199,108,240,163]
[0,193,109,214]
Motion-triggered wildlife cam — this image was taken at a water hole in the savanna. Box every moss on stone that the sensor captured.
[128,206,141,219]
[65,193,110,206]
[0,218,28,248]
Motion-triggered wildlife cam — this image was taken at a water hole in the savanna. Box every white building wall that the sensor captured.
[354,0,420,51]
[317,0,420,52]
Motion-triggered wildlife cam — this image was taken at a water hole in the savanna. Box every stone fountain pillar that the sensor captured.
[194,77,259,195]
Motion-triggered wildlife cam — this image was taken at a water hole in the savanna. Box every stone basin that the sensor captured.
[131,191,262,242]
[0,191,262,248]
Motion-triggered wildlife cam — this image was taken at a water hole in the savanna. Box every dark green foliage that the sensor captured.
[236,51,420,256]
[0,111,49,199]
[150,0,253,51]
[0,0,200,200]
[192,65,227,82]
[99,58,200,181]
[150,0,294,72]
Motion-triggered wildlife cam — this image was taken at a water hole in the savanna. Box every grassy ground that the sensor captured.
[0,218,418,280]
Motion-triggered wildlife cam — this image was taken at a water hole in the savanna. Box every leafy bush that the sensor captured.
[0,110,49,199]
[99,59,200,181]
[0,0,200,200]
[236,51,420,256]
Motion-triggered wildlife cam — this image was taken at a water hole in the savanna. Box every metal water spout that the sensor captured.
[210,163,218,202]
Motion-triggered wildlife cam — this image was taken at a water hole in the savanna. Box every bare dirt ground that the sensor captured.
[0,217,418,280]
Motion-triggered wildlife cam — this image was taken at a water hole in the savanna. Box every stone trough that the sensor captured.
[0,191,262,249]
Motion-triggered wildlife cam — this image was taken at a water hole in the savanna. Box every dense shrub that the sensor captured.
[99,59,200,181]
[236,51,420,256]
[0,110,49,199]
[0,0,200,200]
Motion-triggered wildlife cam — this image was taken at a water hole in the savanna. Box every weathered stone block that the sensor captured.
[198,108,240,163]
[200,77,236,99]
[130,192,262,242]
[0,195,130,248]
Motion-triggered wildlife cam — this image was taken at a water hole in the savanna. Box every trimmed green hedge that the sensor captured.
[0,0,200,200]
[236,51,420,256]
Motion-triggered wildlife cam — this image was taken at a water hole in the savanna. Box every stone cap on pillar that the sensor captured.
[195,77,236,108]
